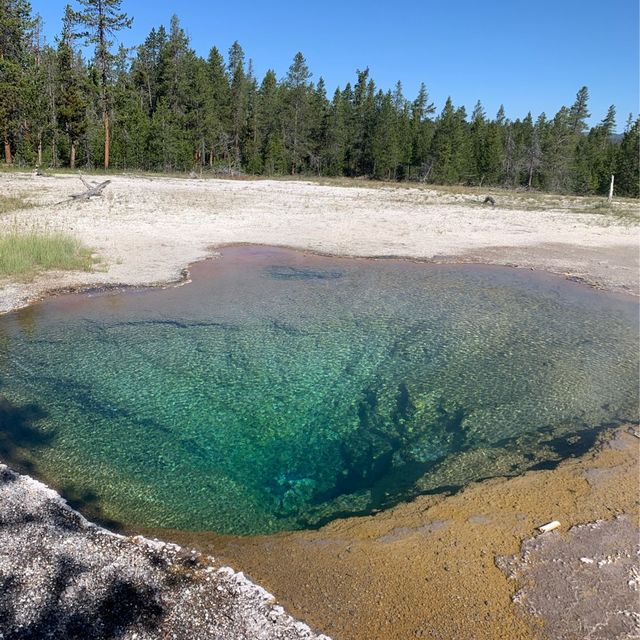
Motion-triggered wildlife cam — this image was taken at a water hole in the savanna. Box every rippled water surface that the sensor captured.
[1,246,638,534]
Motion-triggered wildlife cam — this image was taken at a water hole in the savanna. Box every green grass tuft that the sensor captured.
[0,229,94,278]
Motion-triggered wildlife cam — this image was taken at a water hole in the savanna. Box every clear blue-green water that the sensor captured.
[0,246,638,535]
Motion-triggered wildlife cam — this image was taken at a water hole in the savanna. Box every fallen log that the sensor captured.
[70,176,111,200]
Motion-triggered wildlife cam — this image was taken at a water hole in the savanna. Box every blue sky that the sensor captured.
[31,0,639,130]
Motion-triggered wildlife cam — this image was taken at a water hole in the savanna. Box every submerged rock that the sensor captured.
[0,463,331,640]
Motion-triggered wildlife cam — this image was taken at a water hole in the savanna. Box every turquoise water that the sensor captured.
[1,246,638,535]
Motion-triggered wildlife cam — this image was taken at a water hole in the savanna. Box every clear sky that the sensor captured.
[31,0,639,131]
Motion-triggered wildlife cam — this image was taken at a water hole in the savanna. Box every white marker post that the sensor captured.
[608,174,615,203]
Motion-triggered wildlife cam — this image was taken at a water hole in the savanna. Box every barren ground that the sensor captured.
[0,172,638,312]
[0,172,639,640]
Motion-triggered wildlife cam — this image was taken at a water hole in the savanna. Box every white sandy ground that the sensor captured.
[0,172,638,313]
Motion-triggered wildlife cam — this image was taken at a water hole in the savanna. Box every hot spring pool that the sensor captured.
[1,246,637,534]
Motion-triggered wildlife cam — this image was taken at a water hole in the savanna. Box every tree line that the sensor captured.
[2,0,638,197]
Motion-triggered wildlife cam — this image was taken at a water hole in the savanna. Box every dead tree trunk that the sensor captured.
[103,108,110,170]
[70,175,111,200]
[4,133,12,164]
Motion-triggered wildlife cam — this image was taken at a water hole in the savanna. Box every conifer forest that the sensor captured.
[1,0,638,197]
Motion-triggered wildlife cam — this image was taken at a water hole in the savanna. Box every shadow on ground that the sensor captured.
[0,554,164,640]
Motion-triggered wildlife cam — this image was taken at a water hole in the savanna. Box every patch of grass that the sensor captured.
[0,228,95,278]
[574,200,640,225]
[0,194,33,215]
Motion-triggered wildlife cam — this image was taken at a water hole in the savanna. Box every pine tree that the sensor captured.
[592,105,617,193]
[157,16,189,106]
[156,16,208,170]
[205,46,230,166]
[110,43,150,170]
[572,135,596,194]
[370,90,399,179]
[257,69,284,174]
[521,113,542,189]
[0,0,34,163]
[615,116,639,197]
[242,60,262,173]
[4,6,634,196]
[283,51,311,174]
[147,98,179,171]
[410,82,435,179]
[351,69,375,175]
[323,87,347,176]
[568,86,590,135]
[572,105,617,195]
[20,17,50,166]
[57,6,88,168]
[540,106,574,192]
[470,100,503,186]
[307,77,329,175]
[70,0,132,169]
[562,86,592,192]
[470,100,487,184]
[131,26,165,113]
[228,40,247,168]
[430,98,470,184]
[393,81,412,179]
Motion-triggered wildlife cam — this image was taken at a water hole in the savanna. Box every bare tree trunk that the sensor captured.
[527,164,533,189]
[103,107,110,170]
[37,134,43,166]
[70,141,77,169]
[51,133,58,168]
[4,133,12,164]
[98,8,111,172]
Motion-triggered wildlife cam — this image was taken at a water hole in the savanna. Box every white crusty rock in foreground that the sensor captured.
[0,463,331,640]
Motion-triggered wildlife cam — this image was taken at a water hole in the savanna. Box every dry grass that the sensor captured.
[0,194,34,215]
[297,176,640,222]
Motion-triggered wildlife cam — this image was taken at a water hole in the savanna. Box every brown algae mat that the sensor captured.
[140,428,640,640]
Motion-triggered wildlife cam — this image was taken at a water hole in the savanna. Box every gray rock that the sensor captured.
[496,515,639,640]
